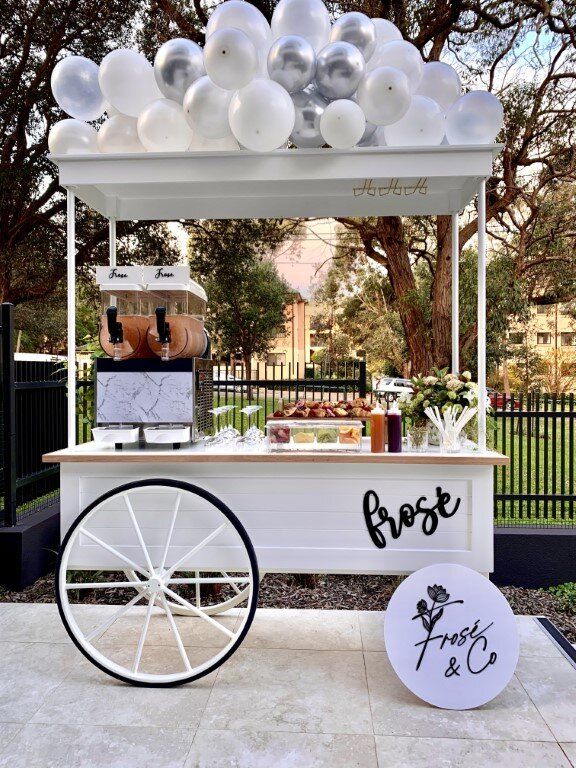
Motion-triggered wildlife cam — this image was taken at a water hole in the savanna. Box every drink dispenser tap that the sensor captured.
[106,307,124,361]
[155,307,171,361]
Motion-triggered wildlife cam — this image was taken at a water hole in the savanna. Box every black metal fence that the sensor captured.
[0,304,67,524]
[2,298,575,530]
[492,393,575,527]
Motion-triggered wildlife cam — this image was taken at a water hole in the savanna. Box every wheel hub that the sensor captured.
[146,575,164,593]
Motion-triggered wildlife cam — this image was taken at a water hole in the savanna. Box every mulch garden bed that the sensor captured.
[1,572,574,643]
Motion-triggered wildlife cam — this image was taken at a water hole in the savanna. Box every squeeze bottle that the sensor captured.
[387,400,402,453]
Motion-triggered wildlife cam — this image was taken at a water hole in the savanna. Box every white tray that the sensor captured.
[144,426,191,445]
[92,426,139,444]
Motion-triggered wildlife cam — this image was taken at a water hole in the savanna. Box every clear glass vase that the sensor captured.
[407,424,429,452]
[440,429,462,453]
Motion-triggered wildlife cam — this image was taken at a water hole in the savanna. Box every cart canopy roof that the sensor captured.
[50,145,502,221]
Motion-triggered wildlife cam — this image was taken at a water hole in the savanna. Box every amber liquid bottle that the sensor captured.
[370,403,387,453]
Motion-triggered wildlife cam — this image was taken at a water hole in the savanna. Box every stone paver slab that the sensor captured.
[0,724,194,768]
[240,608,362,651]
[375,736,572,768]
[516,656,576,742]
[200,648,373,734]
[185,730,377,768]
[365,651,555,741]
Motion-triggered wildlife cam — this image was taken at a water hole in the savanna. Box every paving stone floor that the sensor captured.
[0,603,574,767]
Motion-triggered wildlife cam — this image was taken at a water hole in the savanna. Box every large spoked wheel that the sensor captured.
[56,479,258,687]
[122,568,262,616]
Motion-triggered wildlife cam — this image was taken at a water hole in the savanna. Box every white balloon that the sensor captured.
[188,134,240,151]
[356,66,411,125]
[271,0,331,52]
[204,28,258,90]
[367,40,423,92]
[105,102,122,117]
[372,18,402,47]
[51,56,106,121]
[384,95,445,146]
[137,99,193,151]
[446,90,503,145]
[48,119,98,154]
[207,0,271,69]
[416,61,461,112]
[320,99,365,149]
[97,115,144,153]
[229,79,295,152]
[183,76,233,139]
[99,49,162,118]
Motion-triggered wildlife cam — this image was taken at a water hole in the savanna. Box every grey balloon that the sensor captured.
[267,35,316,94]
[314,42,365,100]
[330,12,376,61]
[154,38,205,102]
[290,87,329,147]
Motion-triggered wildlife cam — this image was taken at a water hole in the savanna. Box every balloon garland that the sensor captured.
[49,0,504,155]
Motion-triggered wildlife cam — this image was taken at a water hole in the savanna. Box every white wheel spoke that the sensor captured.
[65,581,143,590]
[132,594,155,673]
[79,528,151,579]
[162,585,236,640]
[159,593,192,673]
[223,572,242,595]
[85,592,146,642]
[167,576,250,586]
[163,522,228,578]
[124,493,155,575]
[159,492,182,573]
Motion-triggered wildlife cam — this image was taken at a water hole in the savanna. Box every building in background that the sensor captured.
[254,292,311,376]
[506,303,576,391]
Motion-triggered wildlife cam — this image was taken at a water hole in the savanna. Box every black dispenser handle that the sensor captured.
[155,307,171,344]
[106,306,123,345]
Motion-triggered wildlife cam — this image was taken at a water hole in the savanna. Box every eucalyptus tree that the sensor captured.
[0,0,179,308]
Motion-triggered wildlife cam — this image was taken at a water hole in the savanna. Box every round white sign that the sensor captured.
[384,564,519,710]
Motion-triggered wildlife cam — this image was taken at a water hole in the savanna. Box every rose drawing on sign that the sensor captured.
[413,584,464,671]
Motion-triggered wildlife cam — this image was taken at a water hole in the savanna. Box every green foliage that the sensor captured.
[398,369,478,426]
[0,0,179,316]
[549,583,576,614]
[187,219,298,367]
[312,251,406,377]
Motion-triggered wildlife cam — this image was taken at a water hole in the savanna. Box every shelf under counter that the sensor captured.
[43,439,509,466]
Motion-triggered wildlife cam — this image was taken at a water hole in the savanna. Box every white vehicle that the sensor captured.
[373,376,413,396]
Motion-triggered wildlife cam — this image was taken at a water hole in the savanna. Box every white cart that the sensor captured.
[45,146,508,686]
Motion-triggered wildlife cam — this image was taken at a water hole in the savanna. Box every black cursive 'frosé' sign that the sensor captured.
[363,486,460,549]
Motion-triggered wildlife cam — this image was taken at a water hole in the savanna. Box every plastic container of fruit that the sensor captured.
[266,420,362,452]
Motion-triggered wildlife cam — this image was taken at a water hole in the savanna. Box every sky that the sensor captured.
[271,219,338,300]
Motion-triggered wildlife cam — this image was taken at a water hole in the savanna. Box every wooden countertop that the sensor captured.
[43,440,509,466]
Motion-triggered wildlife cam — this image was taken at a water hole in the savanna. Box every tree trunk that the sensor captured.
[431,215,453,370]
[377,217,433,374]
[243,353,253,400]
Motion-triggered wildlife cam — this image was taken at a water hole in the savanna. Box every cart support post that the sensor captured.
[109,217,116,267]
[451,212,459,374]
[66,189,76,448]
[477,180,487,452]
[109,217,117,307]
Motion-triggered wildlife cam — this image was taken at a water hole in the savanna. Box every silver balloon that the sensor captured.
[154,38,205,102]
[267,35,316,93]
[358,125,386,147]
[290,87,328,147]
[314,42,365,101]
[330,12,376,61]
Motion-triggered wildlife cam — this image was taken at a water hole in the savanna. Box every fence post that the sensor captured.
[0,303,17,526]
[358,360,367,398]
